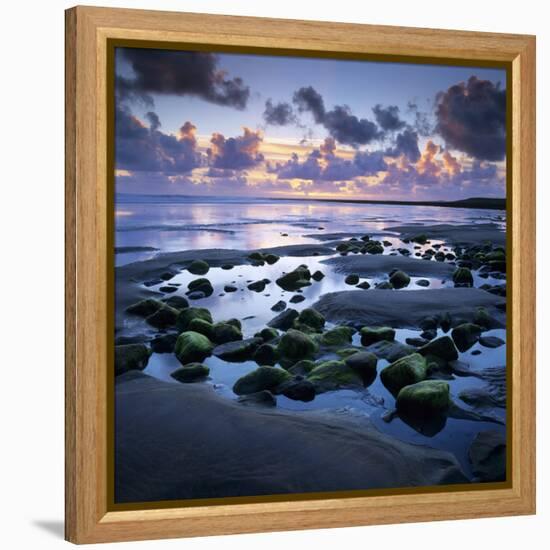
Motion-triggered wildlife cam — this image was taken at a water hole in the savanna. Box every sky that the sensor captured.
[115,47,507,201]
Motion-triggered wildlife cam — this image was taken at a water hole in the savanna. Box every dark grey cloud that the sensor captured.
[263,99,297,126]
[207,128,264,170]
[372,104,406,131]
[385,129,421,162]
[292,86,381,147]
[117,48,250,109]
[115,106,202,174]
[407,100,433,137]
[435,76,506,161]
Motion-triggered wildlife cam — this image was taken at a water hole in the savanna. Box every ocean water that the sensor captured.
[115,194,507,479]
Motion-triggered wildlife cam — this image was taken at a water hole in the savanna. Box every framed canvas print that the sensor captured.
[65,6,536,544]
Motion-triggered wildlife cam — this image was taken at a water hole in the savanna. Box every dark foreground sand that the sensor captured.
[115,372,468,503]
[313,288,506,329]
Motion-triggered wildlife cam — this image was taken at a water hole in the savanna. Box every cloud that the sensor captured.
[292,86,381,146]
[385,129,421,162]
[407,100,433,137]
[116,48,250,109]
[269,137,387,182]
[207,128,264,169]
[263,99,297,126]
[435,76,506,161]
[372,104,406,131]
[115,106,202,174]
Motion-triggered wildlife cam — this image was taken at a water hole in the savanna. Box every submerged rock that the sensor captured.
[237,390,277,408]
[451,323,483,352]
[174,331,214,365]
[233,366,291,395]
[479,336,505,348]
[468,430,506,482]
[360,326,395,347]
[170,363,210,383]
[187,259,210,275]
[419,336,459,362]
[212,337,263,362]
[380,353,428,396]
[277,378,316,402]
[115,344,151,376]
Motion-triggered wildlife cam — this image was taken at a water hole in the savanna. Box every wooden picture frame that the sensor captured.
[65,5,536,544]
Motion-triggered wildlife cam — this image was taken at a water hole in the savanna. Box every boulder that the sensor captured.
[212,322,243,344]
[253,343,278,365]
[187,259,210,275]
[170,363,210,383]
[187,317,215,340]
[380,353,428,396]
[389,270,410,289]
[212,337,263,362]
[150,333,178,353]
[344,351,378,386]
[267,308,299,330]
[176,307,213,331]
[451,323,483,352]
[297,308,325,331]
[115,344,151,376]
[453,267,473,287]
[360,326,395,347]
[307,360,363,392]
[277,329,318,361]
[145,305,179,329]
[162,295,189,310]
[187,277,213,297]
[233,366,291,395]
[126,298,164,317]
[264,254,280,265]
[277,379,316,402]
[275,266,311,291]
[259,327,279,342]
[468,430,506,482]
[345,274,360,285]
[419,336,458,362]
[320,326,355,346]
[174,331,214,365]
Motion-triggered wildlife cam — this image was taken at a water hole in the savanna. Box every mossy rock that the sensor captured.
[268,308,299,331]
[224,318,242,330]
[473,307,498,330]
[187,259,210,275]
[145,305,179,329]
[321,326,355,346]
[452,267,473,287]
[126,298,164,317]
[176,307,213,331]
[259,327,279,342]
[264,254,280,265]
[188,317,215,340]
[335,348,362,359]
[248,251,265,261]
[410,234,428,244]
[213,322,243,344]
[162,295,189,310]
[115,344,151,376]
[345,351,378,386]
[307,360,362,392]
[277,329,318,361]
[275,266,311,291]
[297,308,325,331]
[419,335,458,362]
[364,241,384,254]
[396,380,450,418]
[345,274,360,285]
[287,359,317,376]
[170,363,210,383]
[253,343,278,365]
[187,277,213,297]
[389,270,411,289]
[360,326,395,347]
[451,323,483,352]
[174,331,214,365]
[212,337,263,362]
[380,353,428,396]
[233,366,291,395]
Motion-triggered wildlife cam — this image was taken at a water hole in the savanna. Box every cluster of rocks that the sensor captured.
[335,236,384,256]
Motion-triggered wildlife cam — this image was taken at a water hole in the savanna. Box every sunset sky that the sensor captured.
[115,47,507,201]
